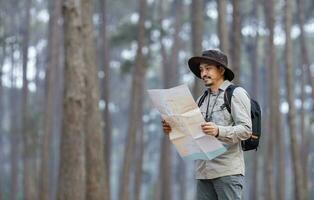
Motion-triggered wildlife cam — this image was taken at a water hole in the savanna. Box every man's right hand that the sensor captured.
[161,120,172,135]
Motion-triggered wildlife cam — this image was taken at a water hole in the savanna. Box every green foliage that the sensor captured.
[120,58,135,75]
[111,22,138,46]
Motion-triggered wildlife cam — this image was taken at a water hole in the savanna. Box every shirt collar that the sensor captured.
[207,80,232,94]
[219,80,232,91]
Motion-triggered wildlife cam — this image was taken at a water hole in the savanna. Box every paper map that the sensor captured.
[148,84,227,160]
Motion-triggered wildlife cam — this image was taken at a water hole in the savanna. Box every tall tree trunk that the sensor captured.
[0,8,4,196]
[99,0,112,198]
[217,0,229,54]
[119,0,147,199]
[260,33,269,200]
[284,0,304,199]
[134,112,144,200]
[230,0,241,84]
[246,2,259,200]
[156,0,172,199]
[57,0,86,199]
[0,140,3,200]
[21,0,35,199]
[266,0,285,199]
[0,41,4,200]
[298,50,310,200]
[39,0,61,199]
[9,42,19,200]
[296,1,314,102]
[51,12,64,200]
[296,0,311,198]
[171,1,186,200]
[264,0,276,199]
[81,0,108,199]
[191,0,204,97]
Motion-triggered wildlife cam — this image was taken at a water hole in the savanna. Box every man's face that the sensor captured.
[199,63,225,87]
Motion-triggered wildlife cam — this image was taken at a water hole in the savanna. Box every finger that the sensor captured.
[164,128,171,134]
[201,122,210,126]
[201,125,214,130]
[202,128,214,133]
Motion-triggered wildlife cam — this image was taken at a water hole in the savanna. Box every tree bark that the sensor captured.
[81,0,108,199]
[39,0,62,199]
[296,0,312,198]
[119,0,147,200]
[21,0,36,199]
[246,2,259,200]
[0,40,4,200]
[230,0,241,84]
[191,0,204,97]
[57,0,86,199]
[134,114,144,200]
[267,0,285,199]
[217,0,229,54]
[171,1,186,200]
[284,0,305,199]
[9,42,19,200]
[156,0,172,199]
[99,0,112,198]
[264,0,277,199]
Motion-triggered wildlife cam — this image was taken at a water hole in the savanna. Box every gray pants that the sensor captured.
[196,175,244,200]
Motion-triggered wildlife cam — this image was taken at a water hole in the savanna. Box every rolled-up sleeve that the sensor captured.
[217,87,252,144]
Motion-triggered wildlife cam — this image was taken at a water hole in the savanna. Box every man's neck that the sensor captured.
[209,79,225,92]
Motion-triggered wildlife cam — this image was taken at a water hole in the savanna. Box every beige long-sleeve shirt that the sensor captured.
[195,80,252,179]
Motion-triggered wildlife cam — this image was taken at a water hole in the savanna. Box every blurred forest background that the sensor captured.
[0,0,313,199]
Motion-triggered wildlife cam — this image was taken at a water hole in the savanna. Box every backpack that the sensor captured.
[197,85,261,151]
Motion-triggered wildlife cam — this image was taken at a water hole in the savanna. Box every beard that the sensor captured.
[202,76,213,87]
[205,82,213,87]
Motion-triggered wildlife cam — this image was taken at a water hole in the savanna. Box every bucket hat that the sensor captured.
[188,49,234,81]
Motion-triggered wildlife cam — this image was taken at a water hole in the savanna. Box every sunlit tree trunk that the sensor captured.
[284,0,305,199]
[230,0,241,84]
[191,0,204,97]
[264,0,276,199]
[99,0,112,198]
[119,0,147,199]
[57,0,86,199]
[217,0,229,54]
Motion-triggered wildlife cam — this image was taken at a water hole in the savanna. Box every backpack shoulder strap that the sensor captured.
[197,90,209,107]
[224,85,238,113]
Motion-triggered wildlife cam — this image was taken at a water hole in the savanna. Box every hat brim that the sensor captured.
[188,56,234,81]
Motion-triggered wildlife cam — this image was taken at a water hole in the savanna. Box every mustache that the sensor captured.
[202,76,212,80]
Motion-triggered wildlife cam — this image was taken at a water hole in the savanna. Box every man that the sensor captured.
[162,49,252,200]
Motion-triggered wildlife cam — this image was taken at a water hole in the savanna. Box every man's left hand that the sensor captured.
[201,122,219,137]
